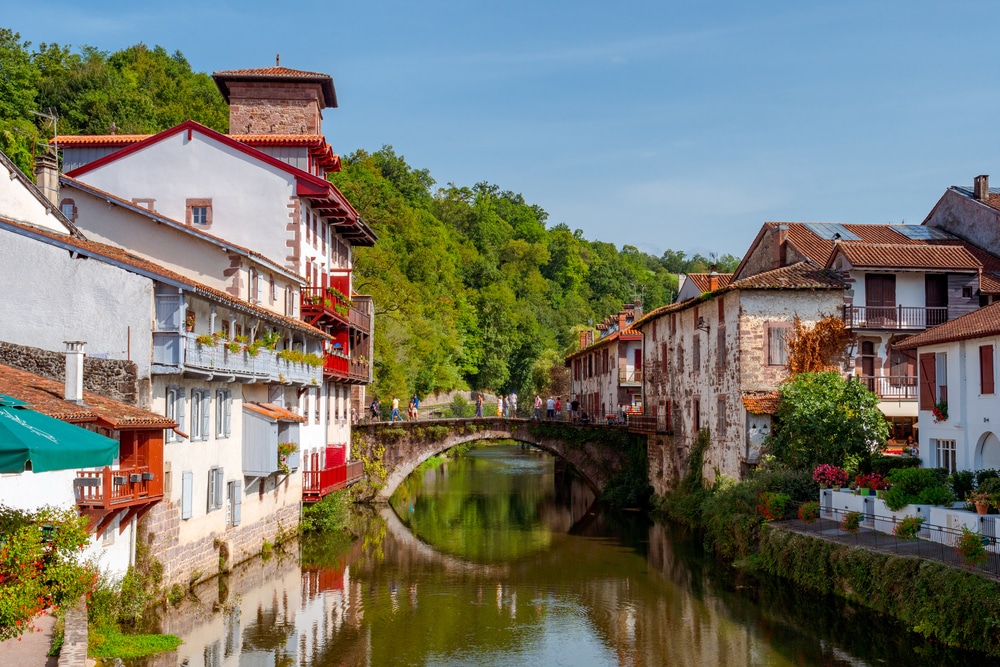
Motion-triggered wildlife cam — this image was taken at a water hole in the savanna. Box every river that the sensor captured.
[148,443,998,666]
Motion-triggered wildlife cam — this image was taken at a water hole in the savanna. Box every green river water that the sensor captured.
[150,443,998,666]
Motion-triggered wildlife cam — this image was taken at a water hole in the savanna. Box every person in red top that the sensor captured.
[554,397,562,419]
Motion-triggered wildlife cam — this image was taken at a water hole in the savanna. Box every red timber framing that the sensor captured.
[302,445,363,503]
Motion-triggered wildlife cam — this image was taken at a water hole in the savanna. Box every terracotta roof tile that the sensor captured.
[212,67,337,108]
[685,273,733,292]
[0,364,175,428]
[742,392,781,415]
[244,402,306,423]
[951,186,1000,214]
[831,244,981,271]
[728,262,846,290]
[894,301,1000,349]
[213,66,329,79]
[0,218,331,341]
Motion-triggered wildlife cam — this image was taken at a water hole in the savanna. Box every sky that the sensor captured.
[6,1,1000,260]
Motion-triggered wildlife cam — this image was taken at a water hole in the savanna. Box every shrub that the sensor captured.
[798,501,820,523]
[955,526,988,568]
[301,490,351,534]
[883,468,955,511]
[841,511,862,533]
[978,477,1000,506]
[812,464,848,487]
[976,469,1000,487]
[893,515,924,540]
[949,470,976,501]
[753,468,818,502]
[869,454,921,476]
[757,492,790,521]
[854,472,888,491]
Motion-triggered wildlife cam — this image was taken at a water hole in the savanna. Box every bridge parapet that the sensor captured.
[352,418,642,502]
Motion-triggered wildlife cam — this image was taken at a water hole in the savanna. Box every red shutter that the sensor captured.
[919,353,936,409]
[981,345,995,395]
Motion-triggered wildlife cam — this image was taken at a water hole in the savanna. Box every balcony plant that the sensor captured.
[854,472,888,496]
[969,490,992,515]
[813,464,849,489]
[184,313,196,332]
[932,401,948,423]
[955,526,989,568]
[277,442,298,475]
[226,340,241,354]
[196,334,216,347]
[893,515,924,540]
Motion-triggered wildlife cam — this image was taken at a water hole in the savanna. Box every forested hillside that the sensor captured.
[0,29,739,400]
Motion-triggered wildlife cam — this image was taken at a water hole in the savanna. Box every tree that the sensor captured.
[766,372,888,470]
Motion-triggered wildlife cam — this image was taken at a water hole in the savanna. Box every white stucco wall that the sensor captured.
[0,229,153,378]
[0,161,69,234]
[72,131,298,271]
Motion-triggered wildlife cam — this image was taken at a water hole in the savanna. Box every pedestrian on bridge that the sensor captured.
[533,395,542,420]
[555,397,562,420]
[475,392,484,418]
[546,396,555,419]
[496,394,503,417]
[370,397,381,423]
[510,391,518,418]
[391,396,401,422]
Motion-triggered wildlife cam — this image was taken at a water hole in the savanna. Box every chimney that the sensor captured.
[708,266,719,291]
[618,310,627,330]
[772,224,788,269]
[64,341,86,404]
[974,175,990,201]
[34,150,60,207]
[579,330,593,350]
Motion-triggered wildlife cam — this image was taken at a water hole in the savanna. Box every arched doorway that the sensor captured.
[977,432,1000,470]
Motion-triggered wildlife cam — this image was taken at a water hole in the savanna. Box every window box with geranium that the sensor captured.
[932,401,948,423]
[813,464,849,489]
[277,442,299,475]
[854,473,888,496]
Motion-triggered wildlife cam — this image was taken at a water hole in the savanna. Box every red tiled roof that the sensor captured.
[0,364,175,428]
[728,262,846,290]
[212,67,337,108]
[0,217,332,341]
[894,301,1000,349]
[742,392,781,415]
[830,244,981,271]
[213,66,329,79]
[685,273,733,292]
[244,402,306,423]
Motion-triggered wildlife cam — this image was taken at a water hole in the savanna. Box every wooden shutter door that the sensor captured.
[982,345,995,395]
[866,274,896,326]
[919,353,936,409]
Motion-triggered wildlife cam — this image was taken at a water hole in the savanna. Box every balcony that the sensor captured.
[857,376,918,400]
[74,465,161,510]
[303,460,364,503]
[349,358,371,383]
[301,287,351,327]
[324,351,350,381]
[154,336,323,385]
[619,368,642,386]
[844,305,948,331]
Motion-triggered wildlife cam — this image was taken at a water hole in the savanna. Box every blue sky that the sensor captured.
[7,1,1000,259]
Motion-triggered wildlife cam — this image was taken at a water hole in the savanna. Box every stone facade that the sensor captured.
[0,340,139,405]
[226,82,326,135]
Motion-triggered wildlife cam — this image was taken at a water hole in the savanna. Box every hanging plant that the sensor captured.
[932,401,948,423]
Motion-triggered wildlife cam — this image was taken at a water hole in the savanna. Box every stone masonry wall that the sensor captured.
[142,496,299,589]
[0,340,139,405]
[227,81,325,135]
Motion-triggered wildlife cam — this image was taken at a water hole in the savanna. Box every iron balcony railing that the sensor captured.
[844,305,948,330]
[856,375,918,400]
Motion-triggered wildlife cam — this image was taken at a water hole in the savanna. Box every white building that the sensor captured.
[894,302,1000,473]
[565,304,644,420]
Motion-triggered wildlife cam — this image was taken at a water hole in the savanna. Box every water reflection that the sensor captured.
[142,444,1000,667]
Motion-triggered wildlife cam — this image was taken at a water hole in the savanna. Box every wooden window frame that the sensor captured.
[186,198,213,228]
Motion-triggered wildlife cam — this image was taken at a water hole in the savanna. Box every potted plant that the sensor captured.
[798,501,820,524]
[955,526,989,568]
[932,400,948,423]
[893,515,924,540]
[841,511,862,533]
[277,442,298,475]
[813,464,849,490]
[969,490,992,515]
[196,334,216,347]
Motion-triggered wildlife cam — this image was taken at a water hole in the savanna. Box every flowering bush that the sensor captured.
[798,501,821,524]
[757,492,790,521]
[893,515,924,540]
[841,511,862,533]
[932,401,948,423]
[854,472,889,491]
[813,464,849,487]
[955,526,988,568]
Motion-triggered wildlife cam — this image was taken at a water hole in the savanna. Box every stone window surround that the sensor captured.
[186,198,213,228]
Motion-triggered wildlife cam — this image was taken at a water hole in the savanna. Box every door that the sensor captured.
[861,341,876,392]
[866,274,896,327]
[924,274,948,327]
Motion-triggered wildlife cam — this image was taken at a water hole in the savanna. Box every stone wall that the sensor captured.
[0,340,139,405]
[142,495,299,589]
[646,433,684,496]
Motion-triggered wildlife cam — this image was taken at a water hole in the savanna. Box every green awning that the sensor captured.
[0,394,119,473]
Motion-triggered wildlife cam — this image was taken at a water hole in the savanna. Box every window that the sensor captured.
[165,386,185,442]
[963,286,975,299]
[935,352,948,403]
[920,352,948,408]
[216,389,232,438]
[285,286,295,317]
[181,471,193,519]
[59,198,77,221]
[208,467,225,511]
[693,397,701,431]
[186,198,212,227]
[249,268,260,304]
[767,324,791,366]
[191,389,210,440]
[716,396,726,435]
[270,275,277,302]
[692,336,701,372]
[981,345,995,395]
[933,439,957,473]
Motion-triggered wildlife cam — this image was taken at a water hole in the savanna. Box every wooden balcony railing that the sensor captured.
[844,305,948,330]
[856,375,918,400]
[324,352,350,380]
[349,305,371,333]
[349,359,371,383]
[301,287,351,326]
[74,466,160,510]
[619,368,642,385]
[303,460,365,502]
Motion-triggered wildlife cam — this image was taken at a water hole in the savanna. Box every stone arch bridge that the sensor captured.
[352,418,641,502]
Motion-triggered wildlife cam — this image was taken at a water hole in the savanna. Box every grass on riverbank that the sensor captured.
[87,569,181,659]
[89,625,182,659]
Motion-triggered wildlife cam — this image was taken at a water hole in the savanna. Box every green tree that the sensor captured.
[766,372,889,470]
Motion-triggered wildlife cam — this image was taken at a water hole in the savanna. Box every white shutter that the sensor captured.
[231,481,242,526]
[215,468,225,510]
[177,388,186,436]
[181,471,193,519]
[202,392,210,441]
[224,391,232,437]
[207,468,217,511]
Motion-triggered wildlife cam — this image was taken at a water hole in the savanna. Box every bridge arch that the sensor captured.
[352,418,636,502]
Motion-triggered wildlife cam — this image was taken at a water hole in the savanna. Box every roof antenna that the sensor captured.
[276,54,280,66]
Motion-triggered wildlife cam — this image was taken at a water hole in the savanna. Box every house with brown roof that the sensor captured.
[893,301,1000,474]
[923,174,1000,290]
[51,64,375,507]
[675,272,733,302]
[632,262,846,491]
[565,303,644,421]
[733,221,1000,441]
